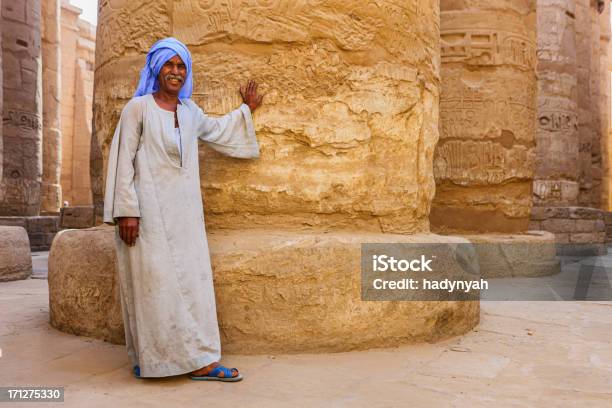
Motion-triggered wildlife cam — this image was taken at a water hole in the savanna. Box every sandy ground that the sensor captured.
[1,253,612,407]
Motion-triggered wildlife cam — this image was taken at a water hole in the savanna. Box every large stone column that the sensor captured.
[0,0,3,186]
[576,0,598,207]
[77,0,479,352]
[530,0,608,254]
[598,1,610,209]
[41,0,62,213]
[0,0,43,216]
[95,1,440,234]
[533,0,579,206]
[432,0,537,233]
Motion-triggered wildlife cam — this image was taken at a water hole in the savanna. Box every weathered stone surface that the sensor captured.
[41,0,63,213]
[533,0,579,206]
[48,228,480,352]
[541,218,576,233]
[530,205,606,253]
[432,1,537,233]
[0,226,32,282]
[575,0,609,208]
[599,2,611,209]
[59,205,95,229]
[48,226,123,344]
[463,231,560,278]
[94,0,441,234]
[605,211,612,242]
[0,0,3,185]
[59,4,95,206]
[0,0,43,216]
[0,215,59,251]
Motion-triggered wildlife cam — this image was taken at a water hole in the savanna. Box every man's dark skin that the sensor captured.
[117,54,263,378]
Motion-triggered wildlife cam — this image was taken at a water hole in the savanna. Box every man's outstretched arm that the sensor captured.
[195,80,264,158]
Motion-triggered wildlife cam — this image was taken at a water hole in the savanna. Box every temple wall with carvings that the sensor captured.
[94,0,441,234]
[529,0,611,251]
[533,0,579,206]
[0,0,43,216]
[0,0,94,251]
[431,0,537,233]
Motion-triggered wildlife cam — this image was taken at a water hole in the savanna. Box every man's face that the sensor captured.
[158,54,186,95]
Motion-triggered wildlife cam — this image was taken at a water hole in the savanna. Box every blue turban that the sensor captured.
[134,37,193,99]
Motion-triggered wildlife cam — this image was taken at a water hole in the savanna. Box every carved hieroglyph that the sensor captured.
[533,0,579,206]
[0,0,43,216]
[41,0,63,213]
[94,0,440,234]
[432,0,537,233]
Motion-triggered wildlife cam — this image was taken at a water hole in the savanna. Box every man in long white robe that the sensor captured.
[103,37,262,379]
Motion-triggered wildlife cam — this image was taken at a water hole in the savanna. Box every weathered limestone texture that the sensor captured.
[49,228,479,352]
[0,215,60,251]
[532,1,611,250]
[530,206,606,254]
[59,205,94,229]
[0,0,43,216]
[598,2,610,209]
[95,1,440,234]
[41,0,63,213]
[575,0,603,207]
[464,231,559,278]
[69,0,480,351]
[48,226,123,344]
[0,226,32,282]
[59,1,95,206]
[432,0,537,233]
[0,0,3,185]
[533,0,579,206]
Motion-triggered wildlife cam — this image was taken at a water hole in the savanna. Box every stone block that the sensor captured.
[26,216,59,233]
[0,226,32,281]
[48,226,124,344]
[528,221,541,230]
[530,207,549,221]
[575,219,601,232]
[0,216,26,228]
[48,228,480,353]
[60,206,95,229]
[548,207,571,219]
[568,207,604,220]
[569,232,604,244]
[28,232,46,247]
[542,218,576,233]
[463,231,559,278]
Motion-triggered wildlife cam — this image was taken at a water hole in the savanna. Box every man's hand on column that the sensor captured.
[239,79,264,112]
[118,217,139,247]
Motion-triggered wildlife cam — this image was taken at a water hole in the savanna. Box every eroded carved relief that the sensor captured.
[94,0,440,233]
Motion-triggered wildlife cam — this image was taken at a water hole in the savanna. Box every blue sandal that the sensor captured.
[190,363,243,382]
[133,365,142,379]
